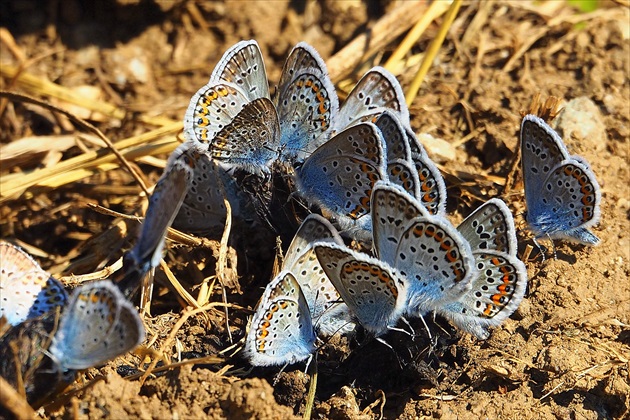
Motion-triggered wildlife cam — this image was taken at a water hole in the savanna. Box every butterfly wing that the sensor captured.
[210,40,270,101]
[374,110,411,162]
[371,181,428,266]
[295,122,387,240]
[436,250,527,339]
[387,158,422,199]
[314,243,407,337]
[275,69,338,163]
[393,213,476,313]
[406,130,447,215]
[284,214,343,268]
[210,97,280,173]
[283,215,354,337]
[0,241,67,326]
[131,157,190,270]
[533,159,601,244]
[334,67,409,132]
[184,82,250,144]
[243,271,316,366]
[167,143,230,234]
[275,43,339,162]
[457,198,518,255]
[520,115,570,213]
[50,281,144,370]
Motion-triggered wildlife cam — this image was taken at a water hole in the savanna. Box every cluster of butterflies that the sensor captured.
[156,40,598,367]
[165,40,445,241]
[1,39,602,380]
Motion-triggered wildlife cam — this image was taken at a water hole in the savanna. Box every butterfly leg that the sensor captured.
[532,237,547,262]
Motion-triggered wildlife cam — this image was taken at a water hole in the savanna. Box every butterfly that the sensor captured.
[118,157,192,298]
[370,181,476,315]
[274,42,339,163]
[281,214,354,337]
[294,122,387,241]
[184,40,280,175]
[313,242,408,338]
[49,280,145,371]
[520,114,601,246]
[242,271,317,367]
[332,66,410,134]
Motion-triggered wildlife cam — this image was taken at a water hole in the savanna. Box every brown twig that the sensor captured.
[0,376,36,420]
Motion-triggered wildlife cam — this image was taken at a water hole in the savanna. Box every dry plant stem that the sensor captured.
[521,244,534,263]
[0,91,149,196]
[461,0,494,48]
[58,256,123,284]
[451,126,485,148]
[0,65,176,127]
[140,269,155,316]
[0,376,36,420]
[302,361,317,420]
[0,29,64,118]
[362,389,386,419]
[0,121,181,201]
[326,1,427,83]
[160,259,200,309]
[88,203,219,250]
[384,0,451,73]
[217,198,234,343]
[406,0,462,106]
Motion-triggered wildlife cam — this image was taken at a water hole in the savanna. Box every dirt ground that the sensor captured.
[1,1,629,419]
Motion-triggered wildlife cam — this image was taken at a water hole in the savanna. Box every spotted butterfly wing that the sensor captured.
[406,129,447,215]
[314,243,408,337]
[243,271,316,367]
[435,250,527,339]
[371,181,426,266]
[283,214,354,337]
[275,43,339,162]
[209,97,280,174]
[49,280,145,371]
[0,241,67,326]
[184,82,250,144]
[457,198,518,255]
[370,182,476,313]
[334,67,410,133]
[295,122,387,241]
[210,40,270,101]
[434,199,527,339]
[520,115,601,244]
[387,158,422,199]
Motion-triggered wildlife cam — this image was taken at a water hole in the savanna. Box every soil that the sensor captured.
[1,1,629,419]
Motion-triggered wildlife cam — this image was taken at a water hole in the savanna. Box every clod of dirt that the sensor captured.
[317,386,370,420]
[221,377,297,420]
[555,97,608,153]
